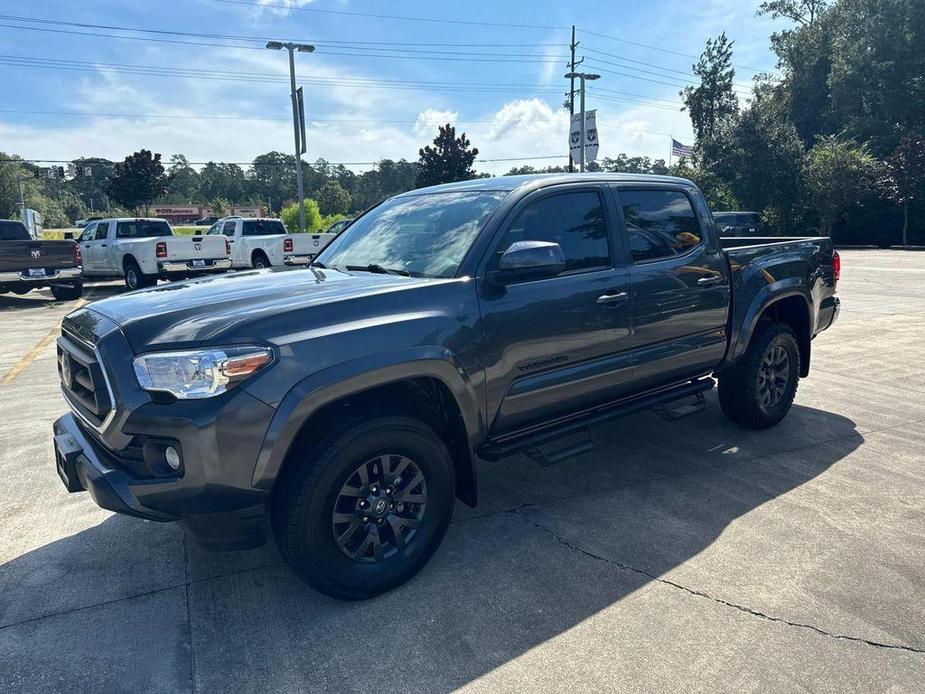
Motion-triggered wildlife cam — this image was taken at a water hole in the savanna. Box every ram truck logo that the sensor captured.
[31,249,41,259]
[194,243,201,250]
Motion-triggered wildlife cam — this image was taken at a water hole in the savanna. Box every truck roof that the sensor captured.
[395,173,697,198]
[94,217,171,223]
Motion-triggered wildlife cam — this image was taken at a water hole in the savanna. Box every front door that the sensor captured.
[78,222,101,272]
[611,185,730,389]
[479,184,634,434]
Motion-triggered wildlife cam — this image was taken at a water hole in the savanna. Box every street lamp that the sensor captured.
[564,71,600,172]
[266,40,315,232]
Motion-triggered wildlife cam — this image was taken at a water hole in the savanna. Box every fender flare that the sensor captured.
[731,278,813,364]
[250,346,485,495]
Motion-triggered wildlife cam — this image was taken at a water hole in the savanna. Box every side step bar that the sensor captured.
[478,377,715,462]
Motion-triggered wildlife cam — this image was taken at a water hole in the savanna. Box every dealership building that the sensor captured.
[148,204,265,224]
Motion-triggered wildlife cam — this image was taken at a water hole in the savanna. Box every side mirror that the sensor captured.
[494,240,566,283]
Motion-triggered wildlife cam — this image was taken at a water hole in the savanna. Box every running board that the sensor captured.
[478,377,715,462]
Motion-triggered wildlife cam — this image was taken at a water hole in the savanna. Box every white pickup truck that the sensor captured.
[77,218,232,290]
[207,217,336,269]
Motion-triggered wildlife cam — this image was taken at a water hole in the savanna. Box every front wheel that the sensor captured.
[718,322,800,429]
[272,414,455,600]
[50,282,83,301]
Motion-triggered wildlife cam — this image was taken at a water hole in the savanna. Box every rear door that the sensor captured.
[478,184,634,433]
[611,184,730,389]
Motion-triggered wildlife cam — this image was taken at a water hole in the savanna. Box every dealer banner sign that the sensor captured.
[569,110,599,163]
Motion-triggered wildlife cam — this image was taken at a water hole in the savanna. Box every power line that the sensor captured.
[578,28,774,75]
[209,0,569,31]
[0,109,690,139]
[2,154,574,166]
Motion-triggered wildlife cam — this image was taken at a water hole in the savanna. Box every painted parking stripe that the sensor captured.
[0,299,87,385]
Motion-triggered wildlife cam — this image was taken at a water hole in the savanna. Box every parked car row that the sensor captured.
[1,215,347,300]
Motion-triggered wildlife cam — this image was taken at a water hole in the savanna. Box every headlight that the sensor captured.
[133,346,273,399]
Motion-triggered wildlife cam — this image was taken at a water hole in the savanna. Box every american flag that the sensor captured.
[671,138,694,158]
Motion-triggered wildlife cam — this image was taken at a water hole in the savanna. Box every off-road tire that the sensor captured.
[718,322,800,429]
[272,414,455,600]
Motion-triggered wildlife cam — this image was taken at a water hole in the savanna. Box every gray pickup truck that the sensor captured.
[51,174,840,599]
[0,220,82,301]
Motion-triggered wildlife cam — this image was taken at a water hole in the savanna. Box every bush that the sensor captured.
[281,198,322,232]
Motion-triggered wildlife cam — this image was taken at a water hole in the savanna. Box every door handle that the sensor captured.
[697,276,723,287]
[101,244,107,247]
[596,291,629,305]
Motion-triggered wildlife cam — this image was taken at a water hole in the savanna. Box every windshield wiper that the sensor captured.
[345,264,410,276]
[310,260,327,268]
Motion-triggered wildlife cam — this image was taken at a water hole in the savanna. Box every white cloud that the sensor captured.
[254,0,316,17]
[413,109,459,135]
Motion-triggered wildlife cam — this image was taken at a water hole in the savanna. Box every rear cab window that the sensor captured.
[116,220,172,238]
[618,189,703,263]
[243,220,286,236]
[0,220,31,241]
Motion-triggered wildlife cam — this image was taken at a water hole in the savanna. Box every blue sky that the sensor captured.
[0,0,787,174]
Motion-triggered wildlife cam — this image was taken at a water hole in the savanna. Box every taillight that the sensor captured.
[283,238,293,253]
[73,242,81,265]
[833,250,841,283]
[156,241,167,258]
[225,239,231,255]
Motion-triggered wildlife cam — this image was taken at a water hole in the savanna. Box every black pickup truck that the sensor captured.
[0,220,83,300]
[51,174,840,599]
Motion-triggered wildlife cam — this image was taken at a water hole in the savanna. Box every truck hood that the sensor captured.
[88,267,440,350]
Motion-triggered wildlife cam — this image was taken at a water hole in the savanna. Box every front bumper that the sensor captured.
[52,382,277,549]
[157,258,232,273]
[0,267,81,283]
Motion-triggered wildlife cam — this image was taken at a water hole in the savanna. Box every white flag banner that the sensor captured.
[569,110,599,164]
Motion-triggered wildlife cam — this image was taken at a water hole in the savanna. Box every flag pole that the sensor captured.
[668,136,672,168]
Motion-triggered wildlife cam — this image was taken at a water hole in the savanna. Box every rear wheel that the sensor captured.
[124,261,154,290]
[719,322,800,429]
[272,414,455,600]
[50,282,83,301]
[252,252,270,269]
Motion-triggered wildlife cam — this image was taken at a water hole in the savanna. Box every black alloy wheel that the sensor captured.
[332,454,427,562]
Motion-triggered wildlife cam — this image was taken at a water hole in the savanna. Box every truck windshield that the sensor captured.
[317,191,506,278]
[116,221,173,238]
[0,220,30,241]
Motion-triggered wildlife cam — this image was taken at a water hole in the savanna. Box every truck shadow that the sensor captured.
[1,403,864,692]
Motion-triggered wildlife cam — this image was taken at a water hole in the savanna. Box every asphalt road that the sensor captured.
[1,251,923,693]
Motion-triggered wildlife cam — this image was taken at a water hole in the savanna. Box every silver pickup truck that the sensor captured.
[77,218,232,290]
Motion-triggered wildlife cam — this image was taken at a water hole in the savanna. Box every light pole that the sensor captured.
[266,40,315,232]
[564,71,600,172]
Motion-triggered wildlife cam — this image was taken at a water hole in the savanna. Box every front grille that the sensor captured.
[57,329,113,429]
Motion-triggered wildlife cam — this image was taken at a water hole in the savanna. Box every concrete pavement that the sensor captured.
[1,252,923,692]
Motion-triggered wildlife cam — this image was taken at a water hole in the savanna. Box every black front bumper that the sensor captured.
[53,412,269,550]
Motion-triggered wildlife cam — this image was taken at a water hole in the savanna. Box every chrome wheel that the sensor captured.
[758,344,790,410]
[332,454,427,563]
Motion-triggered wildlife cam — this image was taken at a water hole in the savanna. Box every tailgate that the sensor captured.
[0,240,77,273]
[164,235,227,260]
[289,233,336,256]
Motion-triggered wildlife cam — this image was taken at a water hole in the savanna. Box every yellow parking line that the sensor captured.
[0,299,87,385]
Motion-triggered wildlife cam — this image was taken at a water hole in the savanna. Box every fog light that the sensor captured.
[165,446,181,470]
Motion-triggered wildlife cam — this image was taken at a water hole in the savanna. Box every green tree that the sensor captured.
[248,151,296,213]
[164,154,200,202]
[281,199,322,232]
[417,124,479,188]
[105,149,168,215]
[681,33,739,166]
[804,135,881,236]
[669,159,738,211]
[727,90,806,231]
[68,157,114,212]
[199,162,247,203]
[315,180,351,216]
[880,135,925,246]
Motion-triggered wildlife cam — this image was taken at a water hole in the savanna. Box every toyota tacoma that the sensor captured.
[52,174,840,599]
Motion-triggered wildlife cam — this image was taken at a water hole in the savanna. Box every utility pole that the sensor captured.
[565,71,601,172]
[266,40,315,233]
[566,26,582,174]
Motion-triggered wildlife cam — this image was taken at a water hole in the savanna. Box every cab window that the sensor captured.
[497,190,610,274]
[619,190,702,263]
[222,221,237,237]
